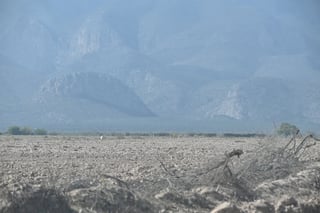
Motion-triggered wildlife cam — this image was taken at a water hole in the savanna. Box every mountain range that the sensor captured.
[0,0,320,132]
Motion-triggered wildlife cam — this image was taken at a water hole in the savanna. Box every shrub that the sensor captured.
[20,127,33,135]
[277,122,299,137]
[7,126,48,135]
[7,126,22,135]
[34,128,48,135]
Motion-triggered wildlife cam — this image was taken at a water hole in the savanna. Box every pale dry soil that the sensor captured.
[0,136,260,189]
[0,135,319,212]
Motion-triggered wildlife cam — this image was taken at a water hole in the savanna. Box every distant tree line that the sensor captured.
[0,122,305,137]
[6,126,47,135]
[92,132,266,138]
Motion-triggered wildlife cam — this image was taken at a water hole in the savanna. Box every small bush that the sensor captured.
[7,126,22,135]
[34,128,48,135]
[154,133,170,137]
[7,126,48,135]
[20,126,33,135]
[277,122,299,137]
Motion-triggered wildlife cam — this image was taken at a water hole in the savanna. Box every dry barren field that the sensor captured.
[0,135,320,212]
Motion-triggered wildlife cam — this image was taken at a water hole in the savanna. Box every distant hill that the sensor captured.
[32,72,154,124]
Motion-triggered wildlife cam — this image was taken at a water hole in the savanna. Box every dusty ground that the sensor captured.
[0,135,319,212]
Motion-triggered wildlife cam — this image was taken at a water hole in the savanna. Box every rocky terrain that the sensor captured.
[0,134,319,212]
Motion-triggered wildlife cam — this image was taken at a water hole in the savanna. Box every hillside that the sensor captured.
[0,0,319,131]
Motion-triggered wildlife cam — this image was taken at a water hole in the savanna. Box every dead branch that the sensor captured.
[156,148,244,187]
[297,142,317,159]
[222,149,244,177]
[155,156,184,190]
[279,133,319,159]
[101,174,130,190]
[166,177,174,189]
[227,149,244,158]
[156,156,182,179]
[223,163,233,177]
[294,134,313,155]
[281,129,300,154]
[294,134,319,158]
[202,149,244,176]
[196,149,244,179]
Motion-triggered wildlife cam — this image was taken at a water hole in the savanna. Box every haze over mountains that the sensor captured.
[1,0,320,132]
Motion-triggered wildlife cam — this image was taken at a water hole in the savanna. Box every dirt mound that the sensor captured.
[0,186,74,213]
[210,197,320,213]
[255,163,320,200]
[68,186,156,213]
[0,183,156,213]
[155,188,216,211]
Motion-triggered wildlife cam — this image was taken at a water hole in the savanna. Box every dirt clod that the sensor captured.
[276,196,299,213]
[247,199,275,213]
[68,186,156,213]
[210,202,242,213]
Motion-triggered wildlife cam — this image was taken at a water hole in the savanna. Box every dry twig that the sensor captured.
[157,158,180,178]
[281,129,300,155]
[101,174,130,190]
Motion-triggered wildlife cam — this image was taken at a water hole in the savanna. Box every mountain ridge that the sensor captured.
[0,0,319,132]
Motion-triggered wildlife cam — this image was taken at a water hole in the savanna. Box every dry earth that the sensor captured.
[0,135,319,212]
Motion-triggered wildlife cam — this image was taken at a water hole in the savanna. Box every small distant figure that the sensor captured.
[100,135,104,140]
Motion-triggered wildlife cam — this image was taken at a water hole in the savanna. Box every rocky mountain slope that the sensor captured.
[37,72,154,117]
[0,0,319,131]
